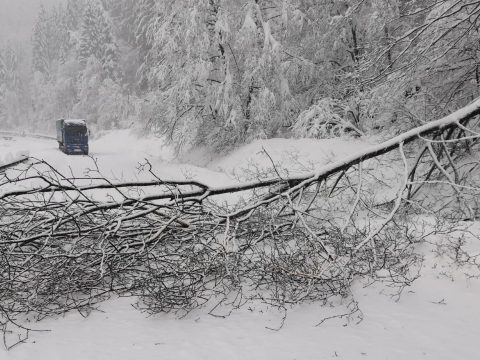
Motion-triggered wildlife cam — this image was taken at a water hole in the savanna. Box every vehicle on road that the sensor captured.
[56,119,89,155]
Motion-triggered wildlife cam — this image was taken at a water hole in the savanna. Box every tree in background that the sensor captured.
[358,0,480,136]
[134,0,307,151]
[0,49,6,123]
[4,0,480,155]
[0,44,34,129]
[32,5,70,79]
[72,56,103,128]
[78,0,120,80]
[65,0,88,31]
[32,5,55,77]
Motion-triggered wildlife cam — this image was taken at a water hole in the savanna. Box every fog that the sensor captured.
[0,0,62,43]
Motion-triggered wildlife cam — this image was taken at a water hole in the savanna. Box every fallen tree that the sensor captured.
[1,97,480,347]
[0,157,28,174]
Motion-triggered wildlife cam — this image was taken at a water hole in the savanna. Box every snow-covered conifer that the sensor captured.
[78,1,120,80]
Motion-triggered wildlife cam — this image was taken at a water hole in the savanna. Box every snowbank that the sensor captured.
[91,129,176,163]
[0,151,28,167]
[210,137,372,180]
[0,136,29,168]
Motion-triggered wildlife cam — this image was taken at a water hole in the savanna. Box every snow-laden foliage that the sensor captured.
[293,98,363,139]
[2,0,480,151]
[78,1,120,80]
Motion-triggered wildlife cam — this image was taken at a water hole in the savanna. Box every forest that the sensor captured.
[1,1,480,357]
[1,0,478,152]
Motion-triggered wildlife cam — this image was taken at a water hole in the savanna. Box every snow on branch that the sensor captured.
[1,98,480,341]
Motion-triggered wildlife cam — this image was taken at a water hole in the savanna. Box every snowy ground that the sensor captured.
[0,135,29,167]
[1,130,479,359]
[5,239,480,360]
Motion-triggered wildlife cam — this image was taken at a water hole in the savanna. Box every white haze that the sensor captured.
[0,0,62,44]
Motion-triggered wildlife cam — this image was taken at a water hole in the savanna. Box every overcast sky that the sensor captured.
[0,0,62,44]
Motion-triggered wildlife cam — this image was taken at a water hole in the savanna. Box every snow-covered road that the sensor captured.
[0,130,374,203]
[0,131,234,186]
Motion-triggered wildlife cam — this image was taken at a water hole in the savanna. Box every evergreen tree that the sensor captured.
[134,0,157,90]
[0,50,5,86]
[52,5,70,66]
[0,44,32,129]
[108,0,137,46]
[32,5,54,76]
[32,5,70,78]
[78,2,103,62]
[78,1,119,80]
[1,45,19,90]
[65,0,88,31]
[0,50,6,123]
